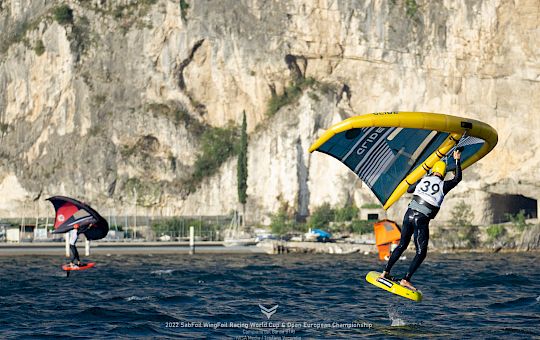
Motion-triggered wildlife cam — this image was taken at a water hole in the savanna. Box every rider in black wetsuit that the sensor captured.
[68,223,93,268]
[380,149,462,290]
[68,227,81,268]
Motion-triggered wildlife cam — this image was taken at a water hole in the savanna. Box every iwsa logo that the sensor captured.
[58,214,65,222]
[259,304,279,319]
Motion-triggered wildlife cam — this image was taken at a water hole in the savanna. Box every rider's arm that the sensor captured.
[443,158,462,194]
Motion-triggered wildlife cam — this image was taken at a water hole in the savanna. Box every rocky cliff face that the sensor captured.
[0,0,538,226]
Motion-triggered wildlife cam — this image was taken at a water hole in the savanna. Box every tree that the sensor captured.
[505,210,530,232]
[270,205,291,235]
[450,200,474,228]
[450,200,477,247]
[237,111,248,223]
[308,203,335,229]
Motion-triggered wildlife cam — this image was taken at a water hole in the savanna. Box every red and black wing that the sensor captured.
[47,196,109,240]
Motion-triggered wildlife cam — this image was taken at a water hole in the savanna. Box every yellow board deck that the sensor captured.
[365,271,423,302]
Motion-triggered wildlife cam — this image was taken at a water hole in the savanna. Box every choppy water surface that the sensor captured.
[0,252,538,339]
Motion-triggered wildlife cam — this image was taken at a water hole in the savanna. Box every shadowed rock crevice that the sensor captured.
[336,83,351,106]
[175,38,207,115]
[285,54,307,81]
[176,38,205,90]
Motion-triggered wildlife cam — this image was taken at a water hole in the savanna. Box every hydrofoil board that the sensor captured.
[365,271,422,302]
[62,262,95,271]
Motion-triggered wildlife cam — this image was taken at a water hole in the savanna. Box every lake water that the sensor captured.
[0,252,538,339]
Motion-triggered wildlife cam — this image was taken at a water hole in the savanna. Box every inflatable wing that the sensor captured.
[309,112,498,209]
[47,196,109,240]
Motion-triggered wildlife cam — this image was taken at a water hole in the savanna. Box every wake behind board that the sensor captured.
[365,271,422,302]
[62,262,95,271]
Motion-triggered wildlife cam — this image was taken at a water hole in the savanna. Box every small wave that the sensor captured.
[488,296,537,310]
[151,269,174,276]
[536,295,540,302]
[158,294,200,304]
[125,296,151,302]
[88,290,109,298]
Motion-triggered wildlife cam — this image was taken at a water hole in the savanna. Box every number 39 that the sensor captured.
[420,181,440,195]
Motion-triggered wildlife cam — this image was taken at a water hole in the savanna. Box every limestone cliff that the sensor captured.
[0,0,538,227]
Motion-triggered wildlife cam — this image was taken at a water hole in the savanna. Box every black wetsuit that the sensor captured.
[384,159,462,281]
[70,244,80,263]
[68,229,80,264]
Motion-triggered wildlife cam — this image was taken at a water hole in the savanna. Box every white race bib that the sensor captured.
[413,175,445,207]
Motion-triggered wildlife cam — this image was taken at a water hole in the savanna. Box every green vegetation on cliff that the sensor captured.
[361,203,382,209]
[180,0,190,21]
[147,102,205,135]
[270,204,301,236]
[307,203,334,229]
[506,210,531,231]
[405,0,418,18]
[34,40,45,56]
[118,102,243,198]
[266,77,316,117]
[53,5,74,25]
[188,123,240,192]
[264,75,338,118]
[0,15,43,54]
[487,224,506,240]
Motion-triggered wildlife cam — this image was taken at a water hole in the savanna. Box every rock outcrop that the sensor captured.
[0,0,538,227]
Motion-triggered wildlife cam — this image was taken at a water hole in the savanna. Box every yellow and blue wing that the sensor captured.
[309,112,498,209]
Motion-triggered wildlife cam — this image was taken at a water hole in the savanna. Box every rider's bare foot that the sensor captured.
[400,279,417,291]
[379,271,390,279]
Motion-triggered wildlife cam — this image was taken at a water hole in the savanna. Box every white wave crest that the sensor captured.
[151,269,174,276]
[125,296,151,301]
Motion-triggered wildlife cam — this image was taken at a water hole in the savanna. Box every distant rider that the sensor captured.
[380,149,462,290]
[68,223,92,268]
